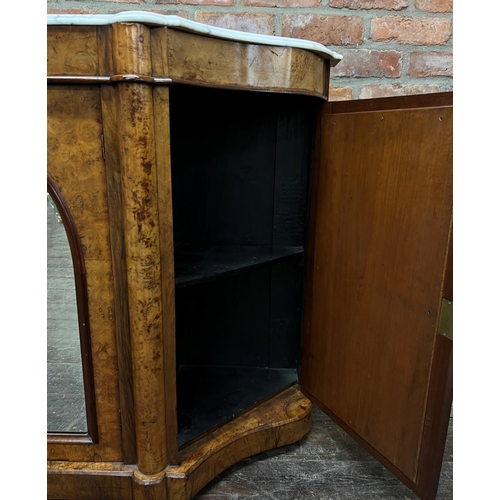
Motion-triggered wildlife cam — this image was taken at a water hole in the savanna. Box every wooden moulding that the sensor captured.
[47,24,330,99]
[47,386,312,500]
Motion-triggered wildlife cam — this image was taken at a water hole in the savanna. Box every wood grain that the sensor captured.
[48,22,329,98]
[47,26,99,76]
[325,91,453,114]
[48,461,134,500]
[115,81,168,475]
[441,227,453,301]
[153,86,179,466]
[151,27,328,98]
[414,333,453,500]
[111,23,152,76]
[101,84,137,465]
[302,100,452,483]
[47,85,122,462]
[47,386,311,500]
[167,386,311,499]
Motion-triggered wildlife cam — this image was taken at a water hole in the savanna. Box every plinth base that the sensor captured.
[47,385,312,500]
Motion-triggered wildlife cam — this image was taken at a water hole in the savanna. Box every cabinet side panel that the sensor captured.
[302,105,452,483]
[153,86,179,465]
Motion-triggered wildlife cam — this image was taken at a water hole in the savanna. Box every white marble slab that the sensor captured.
[47,11,342,63]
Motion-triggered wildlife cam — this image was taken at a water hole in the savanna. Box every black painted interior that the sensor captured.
[168,86,320,446]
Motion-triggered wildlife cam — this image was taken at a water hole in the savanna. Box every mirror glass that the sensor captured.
[47,194,88,433]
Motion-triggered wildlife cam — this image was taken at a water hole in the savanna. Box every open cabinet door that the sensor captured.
[301,92,453,500]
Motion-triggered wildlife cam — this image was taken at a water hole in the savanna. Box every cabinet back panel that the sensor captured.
[170,86,317,445]
[273,103,318,247]
[176,267,270,368]
[170,86,275,248]
[169,86,318,250]
[269,259,304,368]
[176,260,303,369]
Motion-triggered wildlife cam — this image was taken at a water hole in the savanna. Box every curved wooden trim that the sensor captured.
[46,434,95,445]
[46,75,326,99]
[47,76,174,85]
[47,76,112,84]
[167,385,312,498]
[47,386,312,500]
[168,79,328,99]
[47,174,99,444]
[156,28,329,100]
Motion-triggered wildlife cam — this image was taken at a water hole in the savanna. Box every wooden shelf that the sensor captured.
[174,246,303,288]
[177,365,298,446]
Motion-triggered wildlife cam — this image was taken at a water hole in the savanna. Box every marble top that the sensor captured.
[47,11,342,63]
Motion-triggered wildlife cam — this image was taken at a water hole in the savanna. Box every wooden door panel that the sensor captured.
[302,93,452,499]
[47,86,123,462]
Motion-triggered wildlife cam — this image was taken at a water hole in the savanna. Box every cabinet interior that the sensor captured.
[168,86,319,445]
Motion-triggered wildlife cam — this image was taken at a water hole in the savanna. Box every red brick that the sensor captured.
[371,16,451,45]
[408,51,452,77]
[415,0,452,13]
[331,49,401,77]
[330,0,407,9]
[47,8,100,13]
[179,0,235,5]
[359,84,441,99]
[150,9,189,17]
[282,15,363,46]
[244,0,320,6]
[328,87,353,101]
[194,12,274,35]
[87,0,143,2]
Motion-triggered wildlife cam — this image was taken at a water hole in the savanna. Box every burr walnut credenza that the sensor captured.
[47,12,452,500]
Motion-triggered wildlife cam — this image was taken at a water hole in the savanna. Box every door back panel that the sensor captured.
[301,94,452,497]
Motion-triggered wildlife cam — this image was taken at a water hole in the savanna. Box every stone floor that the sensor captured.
[194,406,453,500]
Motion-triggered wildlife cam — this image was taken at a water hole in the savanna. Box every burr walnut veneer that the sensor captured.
[47,14,452,500]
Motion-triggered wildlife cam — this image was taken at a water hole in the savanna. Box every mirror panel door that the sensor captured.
[47,191,88,434]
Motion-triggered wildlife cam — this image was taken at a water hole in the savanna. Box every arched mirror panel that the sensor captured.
[47,175,98,442]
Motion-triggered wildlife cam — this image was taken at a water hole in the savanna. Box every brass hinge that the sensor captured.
[437,299,453,340]
[101,134,106,160]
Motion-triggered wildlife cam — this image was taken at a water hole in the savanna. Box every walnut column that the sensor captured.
[110,22,173,475]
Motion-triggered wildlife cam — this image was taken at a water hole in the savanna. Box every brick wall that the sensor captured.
[47,0,453,99]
